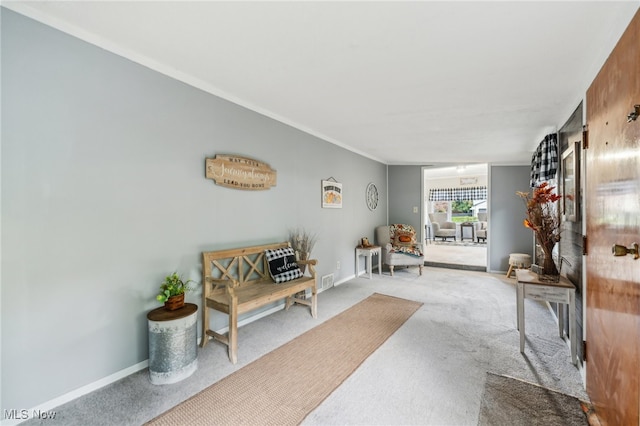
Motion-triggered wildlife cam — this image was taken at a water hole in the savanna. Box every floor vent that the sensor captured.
[321,274,334,290]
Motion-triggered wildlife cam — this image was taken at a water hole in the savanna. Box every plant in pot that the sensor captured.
[156,272,194,311]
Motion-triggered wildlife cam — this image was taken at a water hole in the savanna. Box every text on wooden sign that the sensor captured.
[205,155,277,190]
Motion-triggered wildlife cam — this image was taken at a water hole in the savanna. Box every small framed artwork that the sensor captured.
[322,179,343,208]
[562,141,580,222]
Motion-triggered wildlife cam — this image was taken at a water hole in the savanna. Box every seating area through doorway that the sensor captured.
[423,241,486,271]
[424,164,488,271]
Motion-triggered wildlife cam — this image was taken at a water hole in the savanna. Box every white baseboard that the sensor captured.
[1,360,149,426]
[335,274,355,286]
[7,296,326,424]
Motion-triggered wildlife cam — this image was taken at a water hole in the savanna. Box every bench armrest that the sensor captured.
[297,258,318,278]
[204,276,239,291]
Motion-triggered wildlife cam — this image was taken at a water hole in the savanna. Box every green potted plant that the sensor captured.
[156,272,194,311]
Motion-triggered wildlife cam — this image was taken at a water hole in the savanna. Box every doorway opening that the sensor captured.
[423,164,488,271]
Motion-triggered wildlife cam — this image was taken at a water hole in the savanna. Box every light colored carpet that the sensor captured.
[145,293,422,426]
[21,268,587,425]
[477,372,589,425]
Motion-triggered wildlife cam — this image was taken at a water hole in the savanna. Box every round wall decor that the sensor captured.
[366,183,379,211]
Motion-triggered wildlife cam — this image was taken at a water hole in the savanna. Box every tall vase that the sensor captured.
[295,251,309,300]
[297,251,309,275]
[537,240,560,282]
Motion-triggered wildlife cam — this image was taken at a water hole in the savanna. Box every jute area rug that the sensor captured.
[477,372,592,426]
[147,293,422,426]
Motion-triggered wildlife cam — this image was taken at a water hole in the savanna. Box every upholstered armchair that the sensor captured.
[476,213,487,242]
[375,224,424,276]
[476,221,487,242]
[429,213,456,241]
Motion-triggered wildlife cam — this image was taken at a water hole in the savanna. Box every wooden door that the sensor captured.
[585,9,640,426]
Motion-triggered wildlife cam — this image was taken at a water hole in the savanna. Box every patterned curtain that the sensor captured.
[530,133,558,187]
[428,186,487,201]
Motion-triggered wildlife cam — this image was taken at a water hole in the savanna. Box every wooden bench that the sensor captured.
[200,241,318,363]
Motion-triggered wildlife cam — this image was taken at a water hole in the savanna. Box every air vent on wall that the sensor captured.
[321,274,334,291]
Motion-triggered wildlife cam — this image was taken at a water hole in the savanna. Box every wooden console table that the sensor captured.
[355,245,381,279]
[515,269,576,365]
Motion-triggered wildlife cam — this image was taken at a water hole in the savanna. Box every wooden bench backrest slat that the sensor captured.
[203,242,292,294]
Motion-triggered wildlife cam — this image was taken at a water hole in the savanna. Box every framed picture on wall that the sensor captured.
[322,179,343,208]
[562,141,580,222]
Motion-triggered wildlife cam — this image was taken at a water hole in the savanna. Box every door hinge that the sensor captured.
[582,125,589,149]
[583,341,587,361]
[583,235,588,255]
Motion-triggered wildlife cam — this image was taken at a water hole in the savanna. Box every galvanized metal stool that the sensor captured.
[147,303,198,384]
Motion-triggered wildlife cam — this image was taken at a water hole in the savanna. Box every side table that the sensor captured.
[355,245,382,279]
[460,222,475,241]
[515,269,576,365]
[147,303,198,384]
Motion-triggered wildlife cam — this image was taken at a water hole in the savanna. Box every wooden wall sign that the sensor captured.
[205,155,277,190]
[459,177,478,185]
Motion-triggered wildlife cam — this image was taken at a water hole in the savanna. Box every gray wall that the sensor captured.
[488,165,534,272]
[388,166,423,235]
[1,10,387,410]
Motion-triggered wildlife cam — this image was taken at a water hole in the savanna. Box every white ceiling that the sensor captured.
[424,163,488,180]
[4,1,638,166]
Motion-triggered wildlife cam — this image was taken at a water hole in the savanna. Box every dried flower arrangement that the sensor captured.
[288,228,318,261]
[516,182,562,277]
[288,228,318,298]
